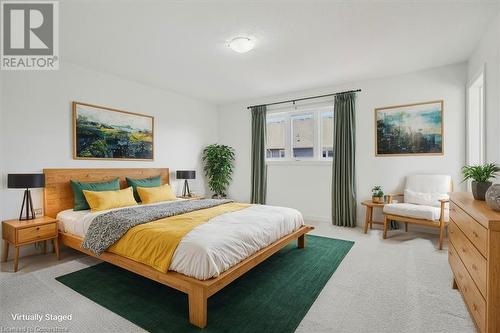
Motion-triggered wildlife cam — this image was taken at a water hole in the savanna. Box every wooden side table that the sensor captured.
[2,216,59,272]
[177,195,205,201]
[361,200,386,234]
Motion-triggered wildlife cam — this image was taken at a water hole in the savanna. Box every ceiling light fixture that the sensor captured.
[228,36,255,53]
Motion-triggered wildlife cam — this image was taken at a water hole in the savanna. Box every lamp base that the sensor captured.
[182,180,192,197]
[19,189,36,221]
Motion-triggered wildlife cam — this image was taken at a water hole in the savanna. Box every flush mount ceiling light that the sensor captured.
[228,36,255,53]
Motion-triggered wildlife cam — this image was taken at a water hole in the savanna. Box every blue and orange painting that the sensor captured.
[74,103,153,160]
[376,101,443,155]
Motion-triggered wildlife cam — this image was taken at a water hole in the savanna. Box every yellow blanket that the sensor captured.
[108,202,250,272]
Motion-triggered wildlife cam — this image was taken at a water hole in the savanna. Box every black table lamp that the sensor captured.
[8,174,45,220]
[176,170,196,197]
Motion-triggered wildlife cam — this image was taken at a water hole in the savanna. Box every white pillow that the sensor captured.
[404,189,449,207]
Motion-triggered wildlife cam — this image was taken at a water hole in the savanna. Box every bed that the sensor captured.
[44,168,313,328]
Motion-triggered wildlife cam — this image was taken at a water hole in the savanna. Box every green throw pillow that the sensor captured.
[70,178,120,211]
[126,175,162,202]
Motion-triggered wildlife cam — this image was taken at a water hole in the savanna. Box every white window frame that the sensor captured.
[466,66,486,166]
[266,104,334,164]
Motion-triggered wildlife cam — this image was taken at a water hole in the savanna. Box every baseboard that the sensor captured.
[305,216,441,235]
[303,215,331,223]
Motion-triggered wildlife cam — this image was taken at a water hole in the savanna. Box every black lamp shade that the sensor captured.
[8,174,45,189]
[176,170,196,180]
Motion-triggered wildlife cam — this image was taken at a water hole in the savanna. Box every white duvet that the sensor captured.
[57,200,304,280]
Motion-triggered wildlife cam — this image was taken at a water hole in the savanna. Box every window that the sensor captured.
[321,111,334,158]
[266,116,286,159]
[265,106,334,162]
[291,113,314,158]
[467,71,485,166]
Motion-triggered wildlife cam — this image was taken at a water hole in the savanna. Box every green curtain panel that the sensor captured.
[332,93,357,227]
[251,105,267,204]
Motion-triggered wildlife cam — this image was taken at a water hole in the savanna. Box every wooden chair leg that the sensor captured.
[438,222,445,250]
[188,286,207,328]
[298,234,305,248]
[405,222,408,232]
[383,216,388,239]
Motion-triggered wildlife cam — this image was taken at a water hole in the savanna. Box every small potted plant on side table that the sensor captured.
[462,163,500,200]
[372,185,384,204]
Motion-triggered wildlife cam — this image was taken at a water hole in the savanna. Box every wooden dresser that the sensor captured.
[449,192,500,333]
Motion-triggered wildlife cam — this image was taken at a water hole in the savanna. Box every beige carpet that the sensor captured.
[0,222,475,333]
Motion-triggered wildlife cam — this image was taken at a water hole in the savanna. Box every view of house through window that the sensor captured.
[292,113,314,158]
[266,117,286,158]
[266,106,334,161]
[321,111,334,158]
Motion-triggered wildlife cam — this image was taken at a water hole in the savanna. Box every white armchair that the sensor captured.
[383,175,452,250]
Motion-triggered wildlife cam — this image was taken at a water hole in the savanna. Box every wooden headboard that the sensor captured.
[43,168,169,218]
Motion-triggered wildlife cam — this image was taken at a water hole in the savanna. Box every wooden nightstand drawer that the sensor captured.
[449,221,487,298]
[17,223,57,244]
[450,202,488,256]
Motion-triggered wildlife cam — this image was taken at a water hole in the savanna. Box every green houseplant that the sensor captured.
[462,163,500,200]
[202,144,235,198]
[371,185,384,203]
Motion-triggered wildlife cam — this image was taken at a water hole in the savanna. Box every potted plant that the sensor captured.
[202,144,235,199]
[462,163,500,200]
[371,185,384,203]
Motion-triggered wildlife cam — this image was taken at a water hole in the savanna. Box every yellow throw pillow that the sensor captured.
[83,187,137,212]
[137,184,176,204]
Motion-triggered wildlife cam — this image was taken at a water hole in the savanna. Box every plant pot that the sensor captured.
[471,181,492,201]
[486,184,500,211]
[372,196,383,203]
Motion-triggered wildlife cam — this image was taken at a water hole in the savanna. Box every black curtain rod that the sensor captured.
[246,89,361,110]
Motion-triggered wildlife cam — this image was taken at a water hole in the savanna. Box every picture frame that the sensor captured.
[73,102,154,161]
[375,100,444,156]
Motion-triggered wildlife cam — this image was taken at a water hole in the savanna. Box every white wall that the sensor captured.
[218,63,467,225]
[1,62,218,258]
[467,10,500,165]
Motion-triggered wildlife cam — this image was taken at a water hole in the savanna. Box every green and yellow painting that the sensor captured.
[73,102,154,160]
[376,101,443,156]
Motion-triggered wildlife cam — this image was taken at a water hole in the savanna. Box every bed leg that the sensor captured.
[188,286,207,328]
[298,234,305,249]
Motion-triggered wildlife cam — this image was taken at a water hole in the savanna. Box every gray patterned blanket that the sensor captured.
[81,199,233,255]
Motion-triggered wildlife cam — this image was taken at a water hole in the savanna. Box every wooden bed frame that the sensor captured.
[44,168,313,328]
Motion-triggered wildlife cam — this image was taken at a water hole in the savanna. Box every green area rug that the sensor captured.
[56,235,353,333]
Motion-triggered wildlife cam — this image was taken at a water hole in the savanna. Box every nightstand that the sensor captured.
[177,195,205,201]
[2,216,59,272]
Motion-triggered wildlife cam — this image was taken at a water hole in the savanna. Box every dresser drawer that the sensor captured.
[449,242,486,333]
[17,223,57,244]
[450,202,488,256]
[449,221,487,297]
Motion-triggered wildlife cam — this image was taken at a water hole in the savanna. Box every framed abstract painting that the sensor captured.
[73,102,154,160]
[375,100,443,156]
